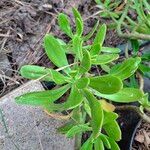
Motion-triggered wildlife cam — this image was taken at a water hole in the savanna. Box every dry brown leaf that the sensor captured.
[135,134,145,143]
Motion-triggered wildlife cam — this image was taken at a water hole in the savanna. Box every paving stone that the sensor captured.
[0,81,75,150]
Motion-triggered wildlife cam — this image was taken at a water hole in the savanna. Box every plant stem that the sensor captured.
[118,32,150,40]
[74,106,83,150]
[44,110,72,120]
[145,107,150,113]
[75,133,82,150]
[116,105,150,123]
[74,106,87,150]
[136,72,144,91]
[125,43,129,58]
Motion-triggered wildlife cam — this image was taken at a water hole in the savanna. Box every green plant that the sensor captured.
[130,40,150,79]
[15,8,148,150]
[95,0,150,40]
[127,40,150,111]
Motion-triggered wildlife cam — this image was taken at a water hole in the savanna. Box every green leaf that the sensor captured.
[101,64,110,73]
[83,21,99,41]
[94,137,104,150]
[107,137,120,150]
[94,88,144,103]
[100,134,111,149]
[83,100,91,117]
[108,12,120,19]
[90,24,107,55]
[72,7,83,25]
[110,57,141,80]
[76,18,84,37]
[20,65,70,84]
[95,0,101,4]
[103,111,118,125]
[142,52,150,60]
[76,77,90,89]
[103,120,121,141]
[90,44,101,56]
[20,65,52,81]
[129,75,138,88]
[131,39,139,54]
[57,107,83,134]
[139,64,150,73]
[139,94,150,108]
[101,47,121,53]
[71,106,83,123]
[79,50,91,74]
[83,89,104,139]
[15,84,71,106]
[92,54,119,65]
[44,34,70,73]
[103,0,112,7]
[94,24,107,46]
[49,86,83,111]
[57,121,74,134]
[57,38,66,46]
[66,124,92,138]
[50,69,70,85]
[89,75,123,94]
[58,13,73,37]
[81,137,93,150]
[73,35,83,60]
[72,8,83,36]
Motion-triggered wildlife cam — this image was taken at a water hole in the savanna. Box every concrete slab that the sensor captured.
[0,81,75,150]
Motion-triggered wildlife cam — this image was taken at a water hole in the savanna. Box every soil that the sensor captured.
[115,107,141,150]
[132,120,150,150]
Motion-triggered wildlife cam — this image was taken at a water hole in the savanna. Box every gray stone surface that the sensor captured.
[0,81,75,150]
[0,54,12,77]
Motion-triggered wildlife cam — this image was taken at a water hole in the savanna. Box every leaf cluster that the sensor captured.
[15,8,147,150]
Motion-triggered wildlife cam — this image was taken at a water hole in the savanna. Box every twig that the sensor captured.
[125,43,129,58]
[56,62,78,72]
[0,30,10,53]
[14,0,24,6]
[136,72,144,91]
[0,34,13,38]
[145,107,150,113]
[0,74,20,85]
[118,32,150,40]
[83,10,102,21]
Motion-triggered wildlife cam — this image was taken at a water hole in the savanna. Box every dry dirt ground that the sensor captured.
[132,120,150,150]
